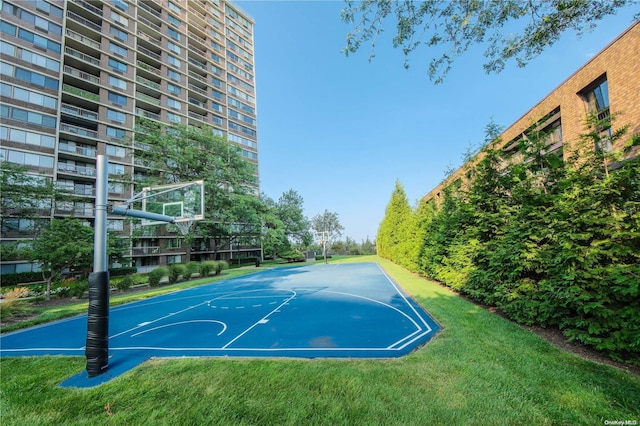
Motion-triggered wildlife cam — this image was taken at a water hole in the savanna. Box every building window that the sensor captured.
[167,69,181,82]
[167,83,181,95]
[168,2,181,13]
[167,112,181,123]
[1,126,55,148]
[1,41,60,72]
[108,58,128,73]
[106,144,126,157]
[167,41,181,54]
[581,76,610,120]
[0,148,54,168]
[107,109,126,122]
[112,0,128,12]
[109,75,127,90]
[1,83,57,109]
[107,219,124,231]
[108,163,125,175]
[111,10,129,27]
[1,105,56,128]
[167,98,181,110]
[168,15,181,27]
[109,42,128,57]
[167,27,181,41]
[167,55,181,68]
[110,25,129,42]
[106,126,126,139]
[108,181,125,193]
[108,91,127,106]
[35,0,63,18]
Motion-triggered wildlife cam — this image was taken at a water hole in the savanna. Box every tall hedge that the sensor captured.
[378,116,640,364]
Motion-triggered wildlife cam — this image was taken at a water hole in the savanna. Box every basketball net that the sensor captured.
[174,219,194,236]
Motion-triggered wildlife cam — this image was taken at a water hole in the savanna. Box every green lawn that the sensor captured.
[1,256,638,425]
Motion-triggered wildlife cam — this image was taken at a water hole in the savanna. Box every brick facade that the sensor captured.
[424,22,639,202]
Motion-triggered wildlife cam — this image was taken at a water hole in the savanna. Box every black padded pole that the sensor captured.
[85,270,109,377]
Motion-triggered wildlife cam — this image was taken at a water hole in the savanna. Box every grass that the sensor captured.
[1,256,639,425]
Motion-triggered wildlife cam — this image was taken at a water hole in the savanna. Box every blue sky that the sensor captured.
[236,1,636,243]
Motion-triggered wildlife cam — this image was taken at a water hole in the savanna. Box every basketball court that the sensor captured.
[0,262,441,388]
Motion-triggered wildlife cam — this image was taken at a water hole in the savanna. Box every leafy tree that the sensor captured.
[311,210,344,262]
[1,162,60,218]
[341,0,638,83]
[27,218,94,300]
[133,119,261,260]
[377,181,418,268]
[275,189,310,245]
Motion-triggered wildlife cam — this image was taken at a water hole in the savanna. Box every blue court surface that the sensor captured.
[0,262,440,387]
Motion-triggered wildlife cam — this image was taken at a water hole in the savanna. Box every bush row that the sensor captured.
[378,117,640,364]
[148,261,229,287]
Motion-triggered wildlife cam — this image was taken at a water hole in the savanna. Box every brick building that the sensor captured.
[424,22,639,202]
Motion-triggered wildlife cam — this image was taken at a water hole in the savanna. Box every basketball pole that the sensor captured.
[86,155,109,377]
[86,156,184,377]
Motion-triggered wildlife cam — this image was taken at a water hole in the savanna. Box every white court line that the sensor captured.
[110,302,209,339]
[0,347,84,353]
[221,291,297,349]
[375,263,433,332]
[320,290,423,332]
[131,320,227,337]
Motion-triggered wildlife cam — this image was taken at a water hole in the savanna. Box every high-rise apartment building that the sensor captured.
[0,0,260,274]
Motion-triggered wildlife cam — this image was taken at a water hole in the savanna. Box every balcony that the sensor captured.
[189,32,206,46]
[188,97,207,108]
[64,47,100,66]
[137,31,161,46]
[66,10,102,32]
[188,57,207,70]
[137,60,161,75]
[59,123,98,138]
[135,108,161,121]
[188,44,206,58]
[132,246,160,256]
[57,163,96,177]
[56,205,94,216]
[60,103,98,120]
[188,71,206,83]
[138,15,161,30]
[63,84,99,102]
[58,142,97,158]
[188,84,207,96]
[138,1,162,18]
[137,45,162,61]
[136,92,161,106]
[188,111,207,122]
[136,75,161,90]
[70,0,103,16]
[65,29,100,49]
[63,65,100,85]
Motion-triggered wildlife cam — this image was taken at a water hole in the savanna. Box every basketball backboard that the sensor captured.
[140,180,205,226]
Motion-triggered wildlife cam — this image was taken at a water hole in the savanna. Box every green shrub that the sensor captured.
[109,267,137,277]
[199,261,217,277]
[0,272,44,288]
[215,260,228,275]
[168,264,185,284]
[148,267,167,287]
[184,262,200,280]
[315,255,332,261]
[69,280,89,298]
[115,275,134,291]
